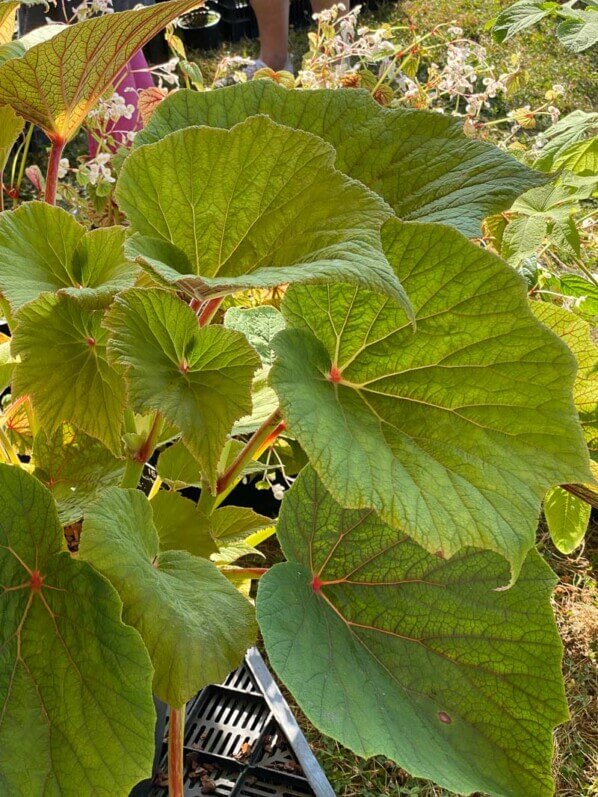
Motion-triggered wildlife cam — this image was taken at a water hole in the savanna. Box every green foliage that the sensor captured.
[258,467,568,797]
[491,0,598,52]
[0,465,155,794]
[137,81,546,237]
[118,116,410,312]
[0,25,592,795]
[80,487,257,707]
[543,485,590,553]
[271,217,589,577]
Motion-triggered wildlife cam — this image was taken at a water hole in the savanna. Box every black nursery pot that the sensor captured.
[176,8,222,50]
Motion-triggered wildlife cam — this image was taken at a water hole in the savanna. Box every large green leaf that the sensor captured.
[135,82,546,237]
[0,2,19,46]
[534,111,598,172]
[271,218,590,576]
[80,487,257,707]
[0,0,202,142]
[118,117,409,311]
[491,0,551,43]
[544,485,590,554]
[106,288,260,486]
[0,202,136,312]
[157,439,202,488]
[257,467,568,797]
[224,306,285,367]
[12,293,126,455]
[0,465,155,795]
[556,9,598,52]
[531,301,598,459]
[151,489,218,558]
[32,425,125,524]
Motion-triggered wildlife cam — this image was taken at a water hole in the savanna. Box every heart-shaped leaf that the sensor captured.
[12,293,126,454]
[0,0,202,142]
[135,82,547,237]
[0,465,155,795]
[106,288,260,486]
[531,301,597,459]
[80,487,257,707]
[0,202,137,312]
[117,117,410,314]
[151,489,218,558]
[257,467,568,797]
[32,425,126,524]
[271,218,590,576]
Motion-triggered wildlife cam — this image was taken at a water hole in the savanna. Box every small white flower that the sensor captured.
[57,158,69,179]
[547,105,560,123]
[271,483,285,501]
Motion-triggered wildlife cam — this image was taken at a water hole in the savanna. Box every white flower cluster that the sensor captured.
[79,153,115,186]
[151,58,181,88]
[88,91,136,124]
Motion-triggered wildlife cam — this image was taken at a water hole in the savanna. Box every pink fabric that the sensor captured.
[88,50,154,156]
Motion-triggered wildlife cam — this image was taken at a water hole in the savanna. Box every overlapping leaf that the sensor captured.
[118,117,409,312]
[106,288,260,486]
[257,467,568,797]
[544,486,590,554]
[151,489,217,558]
[0,202,136,312]
[0,105,23,180]
[0,2,19,46]
[0,465,155,795]
[12,293,126,454]
[271,218,590,576]
[32,426,125,524]
[531,301,597,459]
[157,439,202,488]
[0,0,202,141]
[135,81,546,237]
[80,487,257,707]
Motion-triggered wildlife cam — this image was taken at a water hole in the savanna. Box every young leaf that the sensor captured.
[224,306,285,367]
[544,486,590,553]
[0,465,155,795]
[0,202,136,312]
[531,302,597,459]
[534,111,598,172]
[556,9,598,52]
[12,293,126,455]
[491,0,552,43]
[151,489,218,558]
[271,218,591,576]
[257,467,568,797]
[32,426,126,524]
[135,82,546,237]
[118,117,410,313]
[106,288,260,487]
[80,487,257,707]
[552,136,598,175]
[208,505,274,564]
[0,0,202,142]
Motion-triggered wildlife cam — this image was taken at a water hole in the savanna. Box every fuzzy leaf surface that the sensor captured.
[32,426,125,524]
[271,219,590,575]
[257,467,568,797]
[118,117,409,312]
[106,288,260,487]
[80,487,256,707]
[135,82,546,237]
[12,294,126,455]
[0,465,155,795]
[0,203,135,312]
[0,0,202,140]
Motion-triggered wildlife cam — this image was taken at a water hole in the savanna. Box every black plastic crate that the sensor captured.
[147,649,334,797]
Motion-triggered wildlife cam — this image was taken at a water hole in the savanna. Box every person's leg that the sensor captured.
[249,0,290,71]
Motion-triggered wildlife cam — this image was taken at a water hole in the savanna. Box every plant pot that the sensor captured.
[176,8,221,50]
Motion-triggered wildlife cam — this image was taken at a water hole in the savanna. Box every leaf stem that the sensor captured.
[198,297,224,327]
[44,137,66,205]
[135,412,163,464]
[216,409,285,497]
[0,427,21,467]
[13,123,35,206]
[168,706,185,797]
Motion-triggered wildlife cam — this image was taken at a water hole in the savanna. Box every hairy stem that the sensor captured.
[45,138,66,205]
[216,409,285,497]
[168,706,185,797]
[14,123,35,206]
[198,297,224,327]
